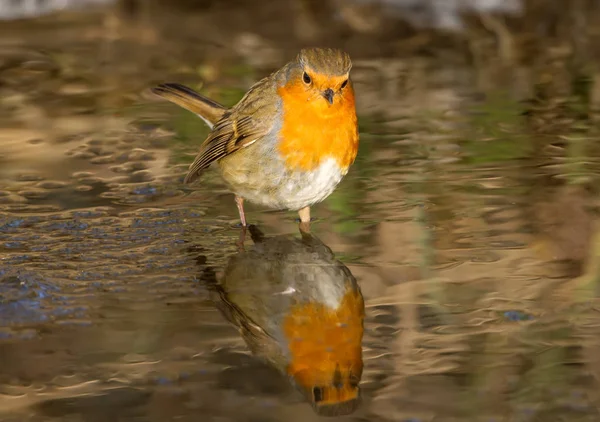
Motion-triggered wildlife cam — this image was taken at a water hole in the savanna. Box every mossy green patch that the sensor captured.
[462,91,531,164]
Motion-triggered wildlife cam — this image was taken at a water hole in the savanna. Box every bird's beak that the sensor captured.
[323,88,334,104]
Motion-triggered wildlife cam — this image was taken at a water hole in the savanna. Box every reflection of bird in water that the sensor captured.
[206,225,364,417]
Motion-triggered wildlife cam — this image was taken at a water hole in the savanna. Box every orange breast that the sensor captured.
[277,80,359,172]
[282,287,364,395]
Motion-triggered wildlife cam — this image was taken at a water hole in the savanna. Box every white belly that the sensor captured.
[222,157,348,211]
[273,157,347,210]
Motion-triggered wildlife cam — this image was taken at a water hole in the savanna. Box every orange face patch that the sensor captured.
[282,286,364,404]
[277,75,359,172]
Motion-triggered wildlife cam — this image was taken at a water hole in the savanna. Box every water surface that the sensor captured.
[1,4,600,421]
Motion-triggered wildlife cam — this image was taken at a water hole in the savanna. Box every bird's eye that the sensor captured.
[349,373,360,389]
[312,387,324,403]
[303,72,312,84]
[341,79,348,89]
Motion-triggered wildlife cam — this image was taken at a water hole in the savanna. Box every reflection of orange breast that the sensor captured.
[277,81,359,172]
[282,286,364,402]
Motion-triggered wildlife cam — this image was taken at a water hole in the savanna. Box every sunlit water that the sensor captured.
[2,6,600,422]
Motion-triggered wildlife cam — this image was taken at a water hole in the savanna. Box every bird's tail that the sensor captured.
[152,83,226,128]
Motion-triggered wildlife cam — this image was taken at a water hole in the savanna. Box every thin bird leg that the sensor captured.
[235,195,247,227]
[236,225,247,252]
[298,206,311,233]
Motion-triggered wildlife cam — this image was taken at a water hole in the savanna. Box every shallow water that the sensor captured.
[2,4,600,422]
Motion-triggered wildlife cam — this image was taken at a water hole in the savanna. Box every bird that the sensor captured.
[152,47,359,229]
[203,224,365,416]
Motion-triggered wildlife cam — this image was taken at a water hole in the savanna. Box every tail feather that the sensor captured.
[152,83,226,128]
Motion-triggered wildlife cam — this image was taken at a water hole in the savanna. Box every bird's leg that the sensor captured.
[236,225,247,252]
[298,206,311,233]
[235,196,247,227]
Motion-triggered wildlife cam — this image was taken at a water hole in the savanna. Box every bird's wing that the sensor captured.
[210,285,276,344]
[184,78,279,184]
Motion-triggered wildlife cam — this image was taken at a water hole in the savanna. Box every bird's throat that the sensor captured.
[277,82,359,172]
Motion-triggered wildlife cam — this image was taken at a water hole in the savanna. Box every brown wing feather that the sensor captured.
[183,76,280,184]
[209,284,274,346]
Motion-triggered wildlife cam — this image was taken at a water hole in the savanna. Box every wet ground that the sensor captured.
[2,3,600,421]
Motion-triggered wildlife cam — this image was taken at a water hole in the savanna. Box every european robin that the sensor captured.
[207,225,365,416]
[152,48,359,228]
